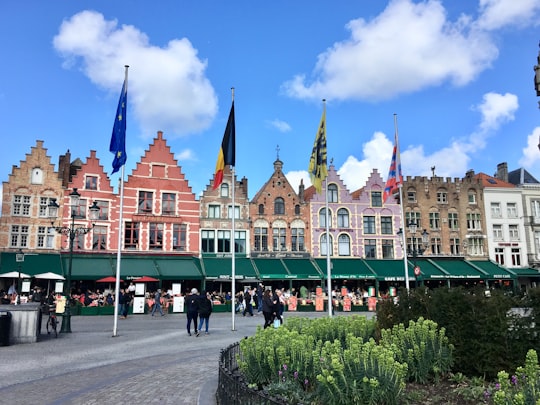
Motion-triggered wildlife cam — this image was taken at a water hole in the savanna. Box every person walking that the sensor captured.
[262,289,276,329]
[243,288,253,316]
[150,289,165,316]
[257,283,264,313]
[118,288,130,319]
[197,290,213,336]
[186,288,199,336]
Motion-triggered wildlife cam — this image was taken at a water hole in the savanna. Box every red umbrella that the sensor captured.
[132,276,159,283]
[96,276,124,283]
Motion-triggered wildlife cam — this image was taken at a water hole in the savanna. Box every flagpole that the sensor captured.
[320,100,332,317]
[394,114,410,291]
[230,88,236,331]
[112,65,128,337]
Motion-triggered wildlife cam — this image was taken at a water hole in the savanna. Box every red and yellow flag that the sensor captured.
[213,102,236,189]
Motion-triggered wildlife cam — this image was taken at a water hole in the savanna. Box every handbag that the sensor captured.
[273,319,280,328]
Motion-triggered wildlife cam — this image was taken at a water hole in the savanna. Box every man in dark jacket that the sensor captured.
[197,290,213,336]
[186,288,199,336]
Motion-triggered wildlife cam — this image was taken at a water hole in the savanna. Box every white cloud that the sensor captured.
[285,170,310,194]
[267,119,292,133]
[519,126,540,168]
[281,0,498,101]
[175,149,197,162]
[475,92,518,133]
[476,0,540,30]
[53,10,218,137]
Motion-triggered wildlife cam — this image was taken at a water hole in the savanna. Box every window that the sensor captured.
[258,204,264,215]
[85,176,98,190]
[294,204,300,215]
[220,183,229,198]
[328,184,338,203]
[492,225,503,240]
[535,231,540,259]
[430,237,442,255]
[338,234,351,256]
[201,230,215,253]
[149,223,164,250]
[138,191,153,214]
[407,191,416,203]
[437,191,447,204]
[13,195,31,216]
[382,240,394,259]
[448,212,459,230]
[124,222,139,249]
[468,191,477,204]
[466,213,482,230]
[321,233,333,256]
[96,200,109,220]
[532,200,540,219]
[364,239,376,258]
[363,216,376,234]
[162,193,176,215]
[371,191,382,207]
[495,248,504,265]
[490,202,501,218]
[509,225,519,240]
[39,197,53,217]
[429,212,440,230]
[450,238,461,255]
[74,233,85,250]
[73,198,87,218]
[467,237,484,256]
[234,231,246,253]
[507,203,518,218]
[381,216,393,234]
[405,212,421,229]
[173,224,187,251]
[92,226,107,250]
[10,225,28,248]
[511,248,521,266]
[337,208,349,228]
[319,208,332,228]
[291,227,304,251]
[273,227,286,251]
[218,230,231,253]
[274,198,285,215]
[208,205,220,219]
[31,168,43,184]
[228,205,240,219]
[254,227,268,251]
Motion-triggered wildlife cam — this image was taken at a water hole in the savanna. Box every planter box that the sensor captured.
[213,303,231,313]
[99,306,115,315]
[80,307,99,316]
[297,305,315,312]
[351,305,368,312]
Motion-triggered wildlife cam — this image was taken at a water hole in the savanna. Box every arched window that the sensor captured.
[338,234,350,256]
[337,208,349,227]
[258,204,264,215]
[327,184,338,203]
[319,208,332,228]
[321,233,333,256]
[294,204,300,215]
[274,197,285,215]
[220,183,229,198]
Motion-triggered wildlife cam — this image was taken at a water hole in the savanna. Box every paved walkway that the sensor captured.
[0,310,373,405]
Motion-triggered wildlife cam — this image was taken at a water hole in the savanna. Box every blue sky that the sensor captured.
[1,0,540,201]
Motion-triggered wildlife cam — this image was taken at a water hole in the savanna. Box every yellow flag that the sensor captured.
[308,109,328,193]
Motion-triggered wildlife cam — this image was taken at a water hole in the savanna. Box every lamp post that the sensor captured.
[48,188,99,333]
[15,249,24,305]
[397,221,429,288]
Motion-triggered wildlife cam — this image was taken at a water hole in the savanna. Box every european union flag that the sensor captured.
[110,79,127,174]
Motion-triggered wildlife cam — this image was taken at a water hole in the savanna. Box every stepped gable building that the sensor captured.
[502,162,540,268]
[61,150,115,252]
[121,130,200,254]
[199,165,250,256]
[0,140,66,252]
[249,158,309,257]
[351,169,403,259]
[475,169,526,269]
[401,171,487,258]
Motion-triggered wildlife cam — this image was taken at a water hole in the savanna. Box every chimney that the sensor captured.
[496,162,508,182]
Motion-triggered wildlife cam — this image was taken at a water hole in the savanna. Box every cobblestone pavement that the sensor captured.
[0,311,372,405]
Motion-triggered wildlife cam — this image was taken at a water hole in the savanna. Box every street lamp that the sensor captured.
[48,188,100,333]
[15,249,24,305]
[397,221,429,288]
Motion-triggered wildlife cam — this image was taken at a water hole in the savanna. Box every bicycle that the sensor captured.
[45,304,58,338]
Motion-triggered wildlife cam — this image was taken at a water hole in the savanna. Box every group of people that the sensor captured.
[184,288,213,336]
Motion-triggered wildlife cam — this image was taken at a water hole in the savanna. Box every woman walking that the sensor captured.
[262,289,275,329]
[197,290,213,336]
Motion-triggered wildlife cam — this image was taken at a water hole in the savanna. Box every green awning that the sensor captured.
[411,259,449,280]
[200,257,257,280]
[253,258,290,279]
[155,257,202,280]
[66,255,114,280]
[364,259,410,281]
[316,259,377,279]
[467,260,515,280]
[282,259,322,279]
[431,259,483,279]
[505,267,540,278]
[117,257,160,278]
[1,252,64,277]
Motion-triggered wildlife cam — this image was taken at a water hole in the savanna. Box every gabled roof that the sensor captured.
[475,172,515,188]
[508,168,540,185]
